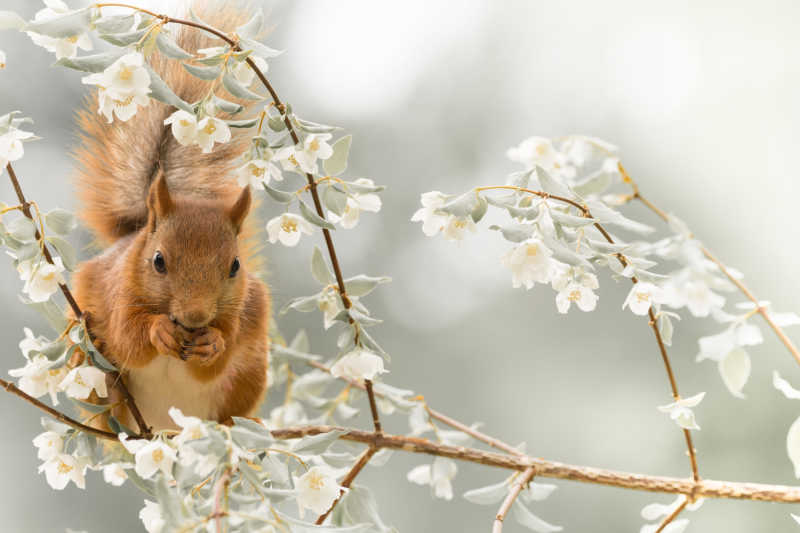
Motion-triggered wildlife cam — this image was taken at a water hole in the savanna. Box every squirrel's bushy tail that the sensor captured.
[74,1,258,247]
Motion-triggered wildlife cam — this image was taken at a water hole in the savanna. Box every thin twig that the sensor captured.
[315,446,378,525]
[654,497,689,533]
[212,467,232,533]
[493,467,535,533]
[4,162,151,438]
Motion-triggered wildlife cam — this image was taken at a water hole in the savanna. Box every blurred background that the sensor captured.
[2,0,800,531]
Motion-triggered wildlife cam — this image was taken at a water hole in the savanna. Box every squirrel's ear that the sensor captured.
[228,185,252,234]
[146,172,174,231]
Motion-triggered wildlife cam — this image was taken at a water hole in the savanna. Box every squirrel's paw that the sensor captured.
[181,327,225,366]
[149,314,185,360]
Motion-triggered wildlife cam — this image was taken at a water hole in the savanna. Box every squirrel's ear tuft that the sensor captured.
[146,172,174,231]
[228,185,252,234]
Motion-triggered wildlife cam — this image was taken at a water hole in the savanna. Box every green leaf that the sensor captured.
[239,37,283,59]
[344,275,391,297]
[280,293,321,314]
[586,200,654,235]
[299,199,336,230]
[573,170,612,197]
[261,182,294,203]
[267,115,287,131]
[222,71,264,100]
[332,485,396,532]
[213,95,243,115]
[72,399,110,414]
[659,313,674,346]
[289,329,310,353]
[350,309,382,326]
[236,10,264,39]
[99,27,148,47]
[472,195,488,223]
[295,117,340,134]
[145,65,193,113]
[230,417,273,448]
[93,14,136,34]
[548,209,594,228]
[323,184,349,216]
[359,328,388,359]
[55,50,124,73]
[506,169,533,188]
[534,166,576,201]
[586,239,629,254]
[311,246,334,285]
[543,236,594,270]
[46,236,76,271]
[440,190,480,217]
[28,300,68,332]
[323,135,352,176]
[7,216,36,241]
[225,118,260,128]
[463,480,510,505]
[512,501,562,532]
[25,7,91,38]
[0,10,27,30]
[45,208,76,235]
[182,62,221,80]
[344,179,385,194]
[489,223,535,243]
[155,31,193,60]
[291,429,346,454]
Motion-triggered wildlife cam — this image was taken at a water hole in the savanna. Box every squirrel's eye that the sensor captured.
[229,257,240,278]
[153,251,166,274]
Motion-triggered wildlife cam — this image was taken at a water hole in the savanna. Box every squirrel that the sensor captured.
[70,6,270,432]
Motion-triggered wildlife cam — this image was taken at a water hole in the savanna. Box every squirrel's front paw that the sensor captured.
[149,315,185,359]
[181,327,225,366]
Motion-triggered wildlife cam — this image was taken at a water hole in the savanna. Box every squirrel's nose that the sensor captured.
[181,309,211,329]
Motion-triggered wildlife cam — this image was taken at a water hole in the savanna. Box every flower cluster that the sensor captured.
[82,52,151,123]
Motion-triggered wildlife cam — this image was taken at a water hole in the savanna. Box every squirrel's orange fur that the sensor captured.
[71,5,269,431]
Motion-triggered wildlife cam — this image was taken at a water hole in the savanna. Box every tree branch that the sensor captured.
[4,162,151,439]
[315,446,378,525]
[621,163,800,368]
[492,467,535,533]
[655,498,689,533]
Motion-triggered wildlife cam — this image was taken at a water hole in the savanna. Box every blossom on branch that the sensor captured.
[195,117,232,154]
[119,434,176,480]
[622,281,664,316]
[139,500,165,533]
[276,133,334,174]
[82,52,151,123]
[0,126,35,168]
[236,155,283,188]
[501,238,557,289]
[32,430,64,461]
[163,110,198,146]
[39,453,86,490]
[328,179,382,229]
[267,213,314,247]
[295,466,344,516]
[18,257,66,303]
[552,268,599,313]
[657,392,705,430]
[27,0,92,60]
[330,348,387,381]
[58,366,108,400]
[407,457,458,500]
[8,355,66,405]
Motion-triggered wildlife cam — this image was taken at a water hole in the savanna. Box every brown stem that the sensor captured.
[623,162,800,368]
[0,376,127,440]
[212,467,232,533]
[315,446,378,525]
[364,379,382,434]
[654,498,689,533]
[480,185,700,480]
[492,467,535,533]
[4,163,151,438]
[109,371,152,439]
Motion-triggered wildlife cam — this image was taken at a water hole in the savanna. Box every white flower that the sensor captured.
[19,327,46,359]
[276,133,334,174]
[232,55,269,86]
[266,213,314,247]
[119,434,177,479]
[168,407,218,476]
[657,392,705,430]
[268,401,307,429]
[140,500,165,533]
[507,137,560,169]
[82,52,151,123]
[0,49,5,69]
[553,269,599,313]
[623,282,664,316]
[407,457,458,500]
[33,430,64,461]
[8,355,66,405]
[59,366,108,400]
[0,127,35,169]
[411,191,450,237]
[501,239,556,289]
[102,463,130,487]
[295,466,344,517]
[163,110,198,146]
[27,0,93,59]
[236,157,282,188]
[442,215,477,241]
[328,179,382,229]
[39,453,86,490]
[663,278,725,317]
[330,349,387,381]
[697,324,762,398]
[195,117,232,153]
[18,257,66,303]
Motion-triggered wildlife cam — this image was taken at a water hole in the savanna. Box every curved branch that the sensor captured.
[493,467,535,533]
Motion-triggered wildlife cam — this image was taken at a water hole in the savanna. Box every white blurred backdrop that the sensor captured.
[1,0,800,531]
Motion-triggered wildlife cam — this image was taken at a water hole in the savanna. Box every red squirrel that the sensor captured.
[70,11,270,431]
